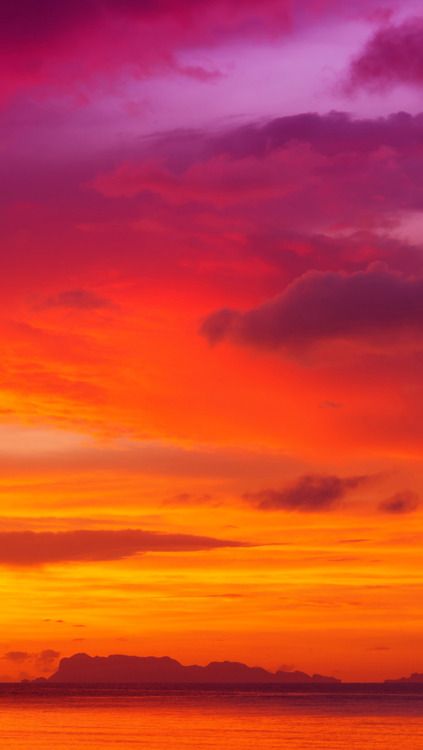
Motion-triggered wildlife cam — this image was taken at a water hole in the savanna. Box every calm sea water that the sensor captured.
[0,684,422,748]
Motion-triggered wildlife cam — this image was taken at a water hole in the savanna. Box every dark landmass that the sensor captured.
[48,653,340,684]
[385,673,423,684]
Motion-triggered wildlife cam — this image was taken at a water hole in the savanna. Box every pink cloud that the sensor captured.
[1,0,409,105]
[90,111,423,236]
[348,17,423,91]
[92,146,322,207]
[0,0,293,101]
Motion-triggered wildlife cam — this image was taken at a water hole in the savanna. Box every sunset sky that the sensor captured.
[2,0,423,682]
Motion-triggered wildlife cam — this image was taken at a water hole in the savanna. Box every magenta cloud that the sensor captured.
[1,0,409,103]
[210,111,423,158]
[91,111,423,238]
[348,17,423,91]
[200,265,423,351]
[0,0,293,100]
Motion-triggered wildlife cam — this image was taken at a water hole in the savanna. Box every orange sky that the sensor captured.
[1,0,423,682]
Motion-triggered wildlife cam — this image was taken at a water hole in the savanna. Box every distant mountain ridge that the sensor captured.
[384,673,423,684]
[48,653,340,684]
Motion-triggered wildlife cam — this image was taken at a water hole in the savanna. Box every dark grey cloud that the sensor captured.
[41,289,112,311]
[378,490,419,514]
[244,474,367,512]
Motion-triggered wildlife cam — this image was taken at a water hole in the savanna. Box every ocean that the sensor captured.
[0,684,422,748]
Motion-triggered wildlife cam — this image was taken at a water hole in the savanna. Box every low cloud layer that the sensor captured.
[244,474,367,512]
[0,529,245,566]
[2,649,61,674]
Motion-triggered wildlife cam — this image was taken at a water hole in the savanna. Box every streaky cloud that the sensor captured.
[0,529,246,566]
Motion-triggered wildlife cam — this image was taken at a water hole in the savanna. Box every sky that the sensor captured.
[1,0,423,682]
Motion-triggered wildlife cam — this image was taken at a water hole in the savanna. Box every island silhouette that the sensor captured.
[47,653,340,684]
